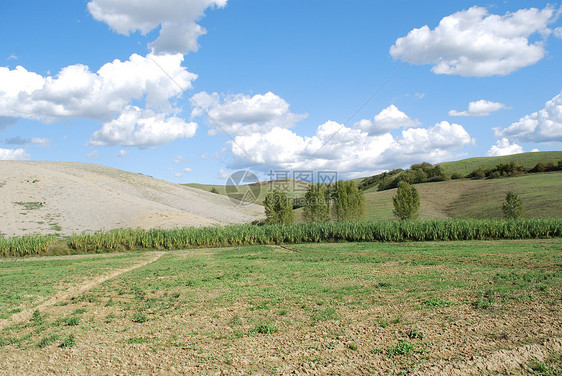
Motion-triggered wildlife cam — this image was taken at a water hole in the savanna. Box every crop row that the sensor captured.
[1,218,561,257]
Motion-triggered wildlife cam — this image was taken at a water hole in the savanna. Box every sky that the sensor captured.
[0,0,561,184]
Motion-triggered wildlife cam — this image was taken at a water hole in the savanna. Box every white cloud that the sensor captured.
[230,119,473,177]
[191,91,307,136]
[89,106,197,148]
[0,53,195,123]
[117,149,128,157]
[390,6,559,76]
[449,100,508,117]
[354,105,420,135]
[217,168,230,179]
[555,27,562,38]
[3,136,49,146]
[87,0,227,55]
[182,167,192,173]
[174,172,184,178]
[0,148,29,160]
[0,53,198,148]
[486,138,524,156]
[173,155,188,164]
[86,150,99,158]
[494,92,562,143]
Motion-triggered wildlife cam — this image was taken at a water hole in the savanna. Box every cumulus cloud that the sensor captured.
[494,92,562,143]
[191,91,307,136]
[0,148,29,160]
[87,0,227,54]
[230,119,473,177]
[117,149,128,157]
[390,6,559,76]
[89,106,197,148]
[486,138,524,156]
[449,100,508,117]
[354,105,420,135]
[0,54,195,123]
[0,53,198,147]
[555,27,562,38]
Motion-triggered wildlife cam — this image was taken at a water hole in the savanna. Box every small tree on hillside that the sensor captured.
[332,181,365,221]
[264,191,294,225]
[393,181,420,220]
[502,191,524,219]
[303,184,330,223]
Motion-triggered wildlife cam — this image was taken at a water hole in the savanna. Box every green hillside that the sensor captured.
[184,179,310,205]
[363,171,562,221]
[439,151,562,176]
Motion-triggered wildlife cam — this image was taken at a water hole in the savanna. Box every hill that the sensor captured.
[184,178,312,206]
[0,161,264,237]
[439,151,562,176]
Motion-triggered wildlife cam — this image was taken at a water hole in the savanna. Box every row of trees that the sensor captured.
[264,181,365,225]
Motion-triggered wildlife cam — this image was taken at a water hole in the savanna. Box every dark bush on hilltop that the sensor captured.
[529,161,559,173]
[360,158,561,191]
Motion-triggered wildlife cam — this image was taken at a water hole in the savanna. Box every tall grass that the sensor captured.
[1,218,561,257]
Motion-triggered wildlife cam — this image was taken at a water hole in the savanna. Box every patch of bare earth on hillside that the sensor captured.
[0,295,559,375]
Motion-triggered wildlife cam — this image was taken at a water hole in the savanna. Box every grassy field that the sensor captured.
[0,253,156,320]
[438,151,562,176]
[0,240,560,374]
[357,171,562,222]
[185,178,311,206]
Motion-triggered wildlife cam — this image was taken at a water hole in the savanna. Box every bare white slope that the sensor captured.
[0,161,264,237]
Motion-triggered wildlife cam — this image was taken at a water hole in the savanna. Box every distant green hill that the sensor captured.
[294,171,562,222]
[439,151,562,176]
[184,179,311,206]
[364,171,561,221]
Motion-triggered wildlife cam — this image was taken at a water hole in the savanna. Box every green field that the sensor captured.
[0,240,561,374]
[439,151,562,176]
[357,171,562,222]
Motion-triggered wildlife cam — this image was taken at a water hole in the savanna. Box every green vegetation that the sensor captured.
[358,152,562,192]
[502,191,524,219]
[332,181,365,221]
[439,151,562,176]
[392,181,420,220]
[302,184,330,223]
[0,240,560,373]
[359,172,562,221]
[0,219,560,257]
[264,191,294,225]
[0,253,150,318]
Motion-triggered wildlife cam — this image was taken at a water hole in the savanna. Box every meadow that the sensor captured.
[0,240,560,374]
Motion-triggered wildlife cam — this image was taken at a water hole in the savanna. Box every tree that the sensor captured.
[264,191,294,225]
[332,181,365,221]
[393,181,420,220]
[502,191,524,219]
[303,184,330,223]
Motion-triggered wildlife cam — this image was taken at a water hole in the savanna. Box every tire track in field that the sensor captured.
[0,251,165,331]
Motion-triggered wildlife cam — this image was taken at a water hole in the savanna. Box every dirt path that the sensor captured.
[0,251,165,331]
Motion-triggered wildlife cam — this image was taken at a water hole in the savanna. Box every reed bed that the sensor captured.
[1,218,560,257]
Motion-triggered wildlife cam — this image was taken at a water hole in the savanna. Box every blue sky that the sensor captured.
[0,0,561,184]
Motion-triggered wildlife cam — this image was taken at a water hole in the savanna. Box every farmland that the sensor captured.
[0,240,561,374]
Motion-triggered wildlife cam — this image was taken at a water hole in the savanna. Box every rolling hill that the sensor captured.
[0,161,264,237]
